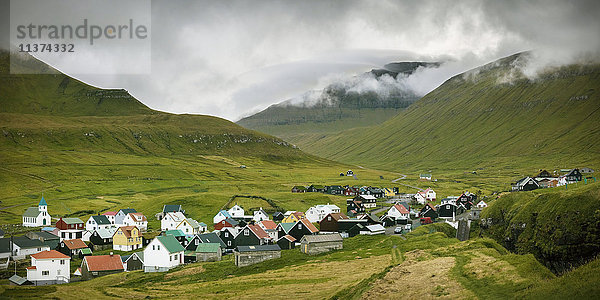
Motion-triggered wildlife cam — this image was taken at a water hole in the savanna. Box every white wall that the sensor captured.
[27,257,70,283]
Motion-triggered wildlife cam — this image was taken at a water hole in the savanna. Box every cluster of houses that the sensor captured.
[512,168,594,191]
[292,184,400,198]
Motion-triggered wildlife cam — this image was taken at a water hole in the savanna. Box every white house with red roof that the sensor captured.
[161,211,186,231]
[123,213,148,232]
[414,188,436,204]
[387,204,410,220]
[101,211,117,225]
[26,250,70,285]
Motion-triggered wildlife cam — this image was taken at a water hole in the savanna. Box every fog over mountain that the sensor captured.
[1,0,598,120]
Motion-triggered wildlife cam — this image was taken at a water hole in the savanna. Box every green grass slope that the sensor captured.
[481,181,600,273]
[300,53,600,176]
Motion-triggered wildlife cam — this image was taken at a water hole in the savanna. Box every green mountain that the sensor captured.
[0,50,303,158]
[295,53,600,175]
[237,61,438,144]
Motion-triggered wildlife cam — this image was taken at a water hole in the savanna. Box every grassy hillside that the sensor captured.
[481,181,600,273]
[298,53,600,179]
[236,62,439,147]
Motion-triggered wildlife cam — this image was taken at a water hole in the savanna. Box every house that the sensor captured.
[22,197,51,227]
[300,233,343,255]
[143,235,185,272]
[235,245,281,267]
[176,218,202,235]
[85,215,113,232]
[565,168,583,183]
[319,213,349,232]
[194,243,222,262]
[580,167,595,174]
[306,185,325,193]
[440,197,458,205]
[419,173,432,180]
[162,211,187,231]
[354,195,377,208]
[164,229,187,245]
[155,204,185,220]
[336,219,369,236]
[213,210,233,225]
[291,185,307,193]
[276,223,295,240]
[0,238,10,268]
[305,204,341,223]
[11,236,50,259]
[277,235,296,250]
[26,250,70,285]
[423,188,436,201]
[88,228,116,251]
[123,252,144,271]
[112,226,142,251]
[512,177,539,191]
[344,186,359,196]
[538,178,559,188]
[387,204,410,221]
[413,192,426,205]
[115,208,137,226]
[214,217,239,231]
[57,239,88,257]
[362,187,385,198]
[437,203,458,221]
[535,170,553,179]
[476,201,488,208]
[25,231,60,250]
[123,213,148,232]
[360,224,386,235]
[81,254,124,280]
[257,220,278,240]
[216,227,239,250]
[419,203,438,219]
[346,170,354,176]
[235,224,270,246]
[456,192,477,210]
[287,219,319,242]
[101,211,117,225]
[253,208,270,222]
[325,185,344,195]
[272,211,285,222]
[346,198,365,217]
[55,218,85,241]
[282,211,305,223]
[228,204,245,218]
[196,232,227,251]
[358,213,382,225]
[383,188,396,198]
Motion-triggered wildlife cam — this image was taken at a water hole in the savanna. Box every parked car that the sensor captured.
[420,217,433,225]
[394,226,403,234]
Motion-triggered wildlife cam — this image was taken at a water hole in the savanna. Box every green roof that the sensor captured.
[164,229,185,237]
[278,222,295,233]
[195,243,221,253]
[186,218,200,229]
[157,235,185,254]
[80,248,92,255]
[62,218,83,224]
[23,207,40,218]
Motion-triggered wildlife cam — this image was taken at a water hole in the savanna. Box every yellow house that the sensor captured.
[383,188,395,197]
[112,226,142,251]
[282,211,305,223]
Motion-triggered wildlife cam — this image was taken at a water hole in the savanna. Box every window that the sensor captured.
[298,224,302,230]
[60,260,65,265]
[244,229,249,236]
[152,245,155,250]
[170,256,172,261]
[42,271,49,276]
[327,216,331,221]
[157,245,160,250]
[227,241,231,246]
[195,240,199,245]
[224,232,228,238]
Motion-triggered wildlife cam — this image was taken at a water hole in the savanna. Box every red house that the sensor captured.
[55,217,85,230]
[214,218,239,231]
[319,213,349,233]
[344,186,359,196]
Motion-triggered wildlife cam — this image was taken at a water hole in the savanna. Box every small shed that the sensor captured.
[195,243,222,262]
[360,224,386,235]
[300,233,343,255]
[277,235,296,250]
[123,252,144,271]
[235,245,281,267]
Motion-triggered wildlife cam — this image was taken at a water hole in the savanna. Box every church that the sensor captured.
[22,197,52,227]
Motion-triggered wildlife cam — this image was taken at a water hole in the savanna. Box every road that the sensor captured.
[391,173,424,192]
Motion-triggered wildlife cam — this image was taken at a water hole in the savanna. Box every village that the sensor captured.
[0,168,593,287]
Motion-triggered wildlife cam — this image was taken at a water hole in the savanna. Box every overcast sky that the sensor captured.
[4,0,600,121]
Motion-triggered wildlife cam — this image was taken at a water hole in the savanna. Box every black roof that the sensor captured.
[12,236,46,248]
[197,232,226,248]
[163,204,183,213]
[236,244,281,252]
[0,238,10,252]
[119,208,137,214]
[30,231,59,240]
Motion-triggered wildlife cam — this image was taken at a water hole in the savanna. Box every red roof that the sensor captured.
[292,211,305,219]
[393,204,409,214]
[129,213,147,222]
[259,220,277,230]
[84,255,124,272]
[321,213,348,222]
[281,234,296,242]
[26,266,37,270]
[31,250,70,260]
[248,225,270,239]
[117,226,138,238]
[300,219,319,233]
[63,239,88,250]
[102,211,117,216]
